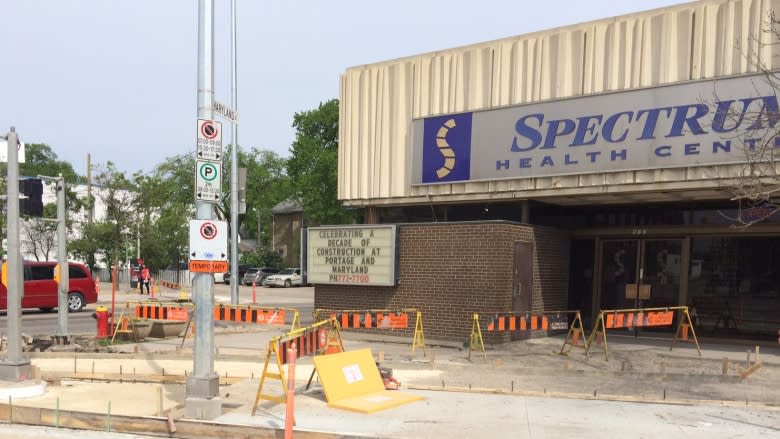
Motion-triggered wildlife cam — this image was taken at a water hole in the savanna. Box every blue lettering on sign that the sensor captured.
[420,83,780,181]
[507,97,780,152]
[422,113,473,183]
[204,252,214,259]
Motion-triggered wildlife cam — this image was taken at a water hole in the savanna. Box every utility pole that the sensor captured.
[185,0,221,419]
[0,127,32,381]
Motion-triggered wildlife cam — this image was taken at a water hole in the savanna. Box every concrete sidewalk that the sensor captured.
[2,325,776,437]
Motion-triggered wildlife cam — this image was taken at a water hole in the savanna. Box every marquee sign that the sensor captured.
[305,225,398,286]
[411,72,777,184]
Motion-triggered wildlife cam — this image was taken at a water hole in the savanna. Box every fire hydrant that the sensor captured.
[92,306,111,339]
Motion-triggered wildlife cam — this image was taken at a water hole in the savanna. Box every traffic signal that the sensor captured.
[19,177,43,217]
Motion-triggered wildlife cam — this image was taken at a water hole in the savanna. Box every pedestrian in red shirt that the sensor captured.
[140,266,150,294]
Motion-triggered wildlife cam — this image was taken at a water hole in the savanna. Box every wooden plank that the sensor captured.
[1,404,346,439]
[739,362,762,380]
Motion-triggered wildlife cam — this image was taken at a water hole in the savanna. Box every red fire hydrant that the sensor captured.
[93,306,111,339]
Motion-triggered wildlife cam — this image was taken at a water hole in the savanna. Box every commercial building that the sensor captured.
[316,0,780,341]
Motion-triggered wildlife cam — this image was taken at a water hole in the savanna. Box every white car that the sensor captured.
[264,268,303,288]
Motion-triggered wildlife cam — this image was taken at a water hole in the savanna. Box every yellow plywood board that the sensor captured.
[328,391,424,414]
[312,348,423,413]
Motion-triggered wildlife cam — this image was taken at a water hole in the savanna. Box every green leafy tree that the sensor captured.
[70,162,136,272]
[286,99,359,225]
[133,154,195,271]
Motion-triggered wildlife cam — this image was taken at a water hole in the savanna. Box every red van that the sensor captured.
[0,261,98,312]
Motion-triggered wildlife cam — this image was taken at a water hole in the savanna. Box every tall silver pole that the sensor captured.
[0,127,32,381]
[56,176,69,341]
[185,0,221,419]
[229,0,239,305]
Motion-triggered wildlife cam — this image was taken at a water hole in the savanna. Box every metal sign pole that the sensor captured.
[185,0,221,419]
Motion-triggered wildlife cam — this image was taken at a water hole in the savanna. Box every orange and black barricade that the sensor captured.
[313,308,425,355]
[470,310,582,360]
[586,306,701,361]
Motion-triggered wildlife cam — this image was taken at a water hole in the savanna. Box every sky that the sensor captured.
[2,0,685,177]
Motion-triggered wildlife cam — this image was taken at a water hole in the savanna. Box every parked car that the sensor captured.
[243,267,280,286]
[223,264,254,285]
[0,261,97,312]
[264,268,303,288]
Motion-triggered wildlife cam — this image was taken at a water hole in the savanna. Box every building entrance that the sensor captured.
[599,239,683,313]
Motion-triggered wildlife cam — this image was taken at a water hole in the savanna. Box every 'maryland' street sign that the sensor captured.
[214,101,239,124]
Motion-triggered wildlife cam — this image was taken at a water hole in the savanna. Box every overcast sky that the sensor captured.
[2,0,684,176]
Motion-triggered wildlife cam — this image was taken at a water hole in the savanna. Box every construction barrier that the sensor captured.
[252,317,344,415]
[313,308,426,355]
[586,306,701,361]
[469,310,581,360]
[214,304,300,331]
[134,301,192,321]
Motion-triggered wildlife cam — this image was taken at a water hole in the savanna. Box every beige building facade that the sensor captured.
[327,0,780,340]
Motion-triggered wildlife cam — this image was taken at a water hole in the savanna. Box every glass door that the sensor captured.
[640,239,683,310]
[599,239,683,312]
[599,240,639,311]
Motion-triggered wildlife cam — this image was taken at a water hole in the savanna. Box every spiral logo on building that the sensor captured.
[422,113,472,183]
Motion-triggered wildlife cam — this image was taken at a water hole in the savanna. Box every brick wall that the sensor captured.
[315,221,570,343]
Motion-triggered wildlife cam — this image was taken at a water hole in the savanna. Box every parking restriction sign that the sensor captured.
[197,119,222,162]
[195,160,221,202]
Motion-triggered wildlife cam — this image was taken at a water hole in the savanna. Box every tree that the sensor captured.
[287,99,359,225]
[717,11,780,227]
[12,144,87,262]
[70,162,137,272]
[133,154,195,271]
[20,204,57,260]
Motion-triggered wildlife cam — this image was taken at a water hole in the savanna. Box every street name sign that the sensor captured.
[213,101,239,124]
[188,219,229,273]
[196,119,222,161]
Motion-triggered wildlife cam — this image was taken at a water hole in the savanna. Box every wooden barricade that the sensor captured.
[313,308,426,355]
[469,310,580,360]
[586,306,701,361]
[252,317,343,415]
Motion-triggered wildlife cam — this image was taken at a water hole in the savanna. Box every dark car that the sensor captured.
[242,267,280,286]
[223,264,254,285]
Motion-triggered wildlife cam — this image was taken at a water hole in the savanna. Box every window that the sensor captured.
[30,265,54,281]
[69,265,87,279]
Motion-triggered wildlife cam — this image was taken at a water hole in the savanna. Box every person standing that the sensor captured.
[140,265,150,294]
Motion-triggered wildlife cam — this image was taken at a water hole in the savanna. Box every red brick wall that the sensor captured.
[314,221,570,343]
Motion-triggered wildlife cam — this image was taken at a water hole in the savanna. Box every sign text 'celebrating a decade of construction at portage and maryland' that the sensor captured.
[305,225,398,286]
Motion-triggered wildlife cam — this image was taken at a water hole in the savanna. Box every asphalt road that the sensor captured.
[0,282,315,337]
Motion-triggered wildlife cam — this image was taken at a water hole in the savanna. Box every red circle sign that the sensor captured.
[200,121,218,140]
[200,222,217,240]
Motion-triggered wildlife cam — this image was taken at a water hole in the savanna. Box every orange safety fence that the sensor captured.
[157,279,181,290]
